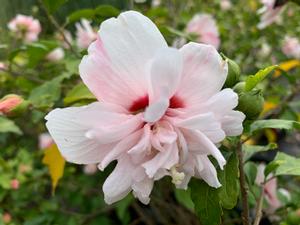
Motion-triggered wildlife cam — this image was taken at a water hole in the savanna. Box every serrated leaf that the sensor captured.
[245,65,277,91]
[29,76,64,109]
[243,143,277,161]
[190,179,222,225]
[0,117,22,134]
[218,152,239,209]
[250,119,300,133]
[64,82,96,105]
[273,152,300,176]
[42,144,65,194]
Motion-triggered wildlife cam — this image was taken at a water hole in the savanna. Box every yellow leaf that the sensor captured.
[274,59,300,77]
[42,144,65,194]
[264,129,277,143]
[261,101,277,116]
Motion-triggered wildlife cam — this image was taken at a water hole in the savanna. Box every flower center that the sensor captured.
[129,95,184,114]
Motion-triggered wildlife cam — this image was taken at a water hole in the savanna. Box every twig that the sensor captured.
[253,185,265,225]
[37,0,80,58]
[237,141,250,225]
[132,202,155,225]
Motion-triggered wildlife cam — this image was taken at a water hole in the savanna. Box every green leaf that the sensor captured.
[218,152,239,209]
[67,9,95,23]
[243,143,277,161]
[264,160,283,178]
[190,179,222,225]
[245,65,277,91]
[43,0,68,13]
[115,194,133,225]
[244,162,258,186]
[0,117,22,135]
[64,82,96,105]
[250,119,300,133]
[94,5,120,17]
[29,76,64,109]
[273,152,300,176]
[174,188,194,211]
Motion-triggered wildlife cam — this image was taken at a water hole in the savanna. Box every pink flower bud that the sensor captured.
[46,48,65,62]
[3,213,12,223]
[83,164,98,175]
[38,133,54,150]
[10,179,19,190]
[0,94,23,116]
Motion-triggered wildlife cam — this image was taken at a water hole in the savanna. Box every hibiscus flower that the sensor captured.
[45,11,245,204]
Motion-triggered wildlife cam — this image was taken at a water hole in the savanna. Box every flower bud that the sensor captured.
[10,179,19,190]
[233,82,264,120]
[3,213,12,223]
[0,94,28,117]
[223,55,240,88]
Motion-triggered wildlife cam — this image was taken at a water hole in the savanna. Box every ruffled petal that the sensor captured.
[144,48,183,122]
[103,156,134,204]
[177,42,227,107]
[196,155,221,188]
[45,102,140,164]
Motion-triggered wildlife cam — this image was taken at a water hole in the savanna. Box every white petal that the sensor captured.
[99,130,143,170]
[45,102,137,164]
[103,156,134,204]
[143,143,179,178]
[221,111,245,136]
[196,155,221,188]
[178,42,227,107]
[183,130,226,169]
[132,177,154,205]
[174,112,225,143]
[99,11,167,97]
[144,48,183,122]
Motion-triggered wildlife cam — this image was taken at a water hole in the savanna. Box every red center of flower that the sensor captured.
[129,95,184,113]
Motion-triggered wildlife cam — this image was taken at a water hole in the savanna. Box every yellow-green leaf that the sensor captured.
[42,144,65,194]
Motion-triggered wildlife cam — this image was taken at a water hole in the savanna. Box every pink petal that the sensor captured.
[177,42,227,107]
[144,48,183,122]
[103,156,135,204]
[45,102,139,164]
[196,155,221,188]
[143,143,179,178]
[132,177,154,204]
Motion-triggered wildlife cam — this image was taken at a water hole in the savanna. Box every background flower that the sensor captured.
[7,14,41,42]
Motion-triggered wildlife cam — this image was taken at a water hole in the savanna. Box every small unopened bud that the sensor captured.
[170,166,185,186]
[222,55,240,88]
[233,82,264,120]
[3,213,12,223]
[83,164,98,175]
[0,94,28,117]
[10,179,19,190]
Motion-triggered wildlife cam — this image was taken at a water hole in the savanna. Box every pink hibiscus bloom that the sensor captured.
[8,14,41,42]
[282,36,300,59]
[46,11,245,204]
[256,164,281,211]
[257,0,284,29]
[186,14,220,49]
[75,19,97,49]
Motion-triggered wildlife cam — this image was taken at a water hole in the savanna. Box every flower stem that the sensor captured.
[237,141,250,225]
[253,185,265,225]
